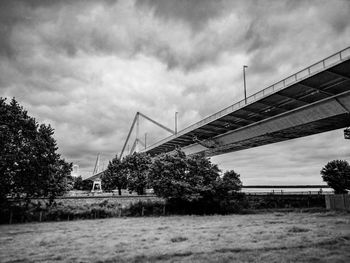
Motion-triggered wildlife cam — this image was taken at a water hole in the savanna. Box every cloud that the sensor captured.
[0,0,349,181]
[135,0,229,31]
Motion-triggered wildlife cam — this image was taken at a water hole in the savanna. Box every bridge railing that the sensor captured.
[144,47,350,152]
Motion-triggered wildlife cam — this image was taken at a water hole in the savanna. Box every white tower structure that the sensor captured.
[91,154,102,192]
[71,164,79,177]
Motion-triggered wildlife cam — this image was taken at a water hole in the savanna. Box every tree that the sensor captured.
[148,149,189,201]
[101,155,127,195]
[149,150,222,202]
[221,170,242,192]
[321,160,350,194]
[214,170,243,200]
[212,169,245,214]
[123,152,151,195]
[186,153,221,201]
[73,176,93,191]
[0,97,72,204]
[148,150,245,214]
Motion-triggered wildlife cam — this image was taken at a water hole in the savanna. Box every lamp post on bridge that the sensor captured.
[175,112,178,134]
[144,132,147,149]
[243,65,248,104]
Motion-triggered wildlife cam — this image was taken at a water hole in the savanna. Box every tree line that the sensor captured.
[98,151,350,198]
[99,150,243,202]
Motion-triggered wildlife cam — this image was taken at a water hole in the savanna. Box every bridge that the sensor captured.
[86,47,350,182]
[134,47,350,157]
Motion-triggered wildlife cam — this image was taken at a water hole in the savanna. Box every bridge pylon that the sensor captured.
[120,112,175,159]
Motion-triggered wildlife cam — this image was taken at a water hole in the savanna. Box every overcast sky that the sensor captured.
[1,0,349,184]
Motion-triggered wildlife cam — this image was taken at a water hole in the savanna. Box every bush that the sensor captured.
[124,200,165,217]
[245,194,325,209]
[164,192,248,215]
[73,176,93,191]
[0,193,327,224]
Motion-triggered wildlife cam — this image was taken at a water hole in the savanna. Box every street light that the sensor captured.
[175,112,178,134]
[144,133,147,149]
[243,65,248,104]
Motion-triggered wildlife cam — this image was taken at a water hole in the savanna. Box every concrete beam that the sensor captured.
[182,91,350,156]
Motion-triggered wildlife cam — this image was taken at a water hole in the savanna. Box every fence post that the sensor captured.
[9,210,13,224]
[325,195,330,209]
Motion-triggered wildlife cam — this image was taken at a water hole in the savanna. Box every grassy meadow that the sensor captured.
[0,211,349,262]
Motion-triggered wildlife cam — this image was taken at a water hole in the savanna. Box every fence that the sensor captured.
[246,194,325,209]
[325,194,350,211]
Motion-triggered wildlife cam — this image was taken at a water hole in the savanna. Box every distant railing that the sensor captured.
[244,190,332,195]
[144,47,350,152]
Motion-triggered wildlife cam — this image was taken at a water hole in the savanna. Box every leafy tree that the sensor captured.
[186,153,221,201]
[123,152,151,195]
[214,169,243,200]
[73,176,93,191]
[0,97,72,204]
[148,149,189,201]
[101,155,127,195]
[148,150,245,214]
[221,170,242,192]
[149,150,222,202]
[211,169,245,214]
[321,160,350,194]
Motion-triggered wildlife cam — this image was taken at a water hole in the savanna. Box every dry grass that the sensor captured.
[0,212,349,262]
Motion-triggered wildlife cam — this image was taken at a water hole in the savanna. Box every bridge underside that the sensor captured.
[142,49,350,157]
[183,92,350,156]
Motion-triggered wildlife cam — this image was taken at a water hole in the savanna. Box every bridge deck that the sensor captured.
[142,47,350,156]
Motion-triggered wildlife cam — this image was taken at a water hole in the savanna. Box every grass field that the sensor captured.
[0,211,349,262]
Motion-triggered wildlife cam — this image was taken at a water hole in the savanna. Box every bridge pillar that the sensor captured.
[92,179,102,192]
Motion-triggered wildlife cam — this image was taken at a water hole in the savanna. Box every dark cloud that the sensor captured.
[0,0,117,10]
[316,0,350,34]
[244,17,272,54]
[0,1,26,58]
[2,0,349,74]
[136,0,228,31]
